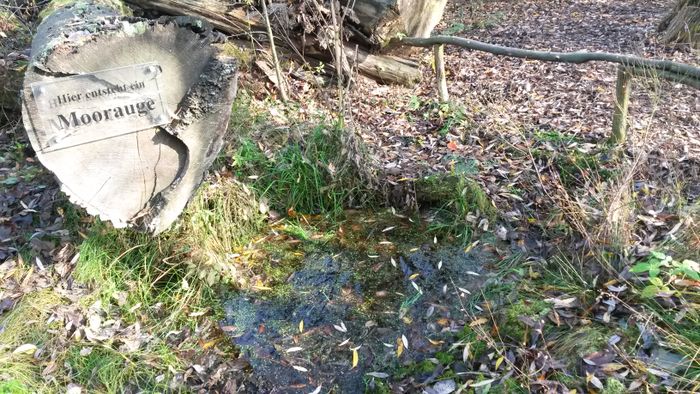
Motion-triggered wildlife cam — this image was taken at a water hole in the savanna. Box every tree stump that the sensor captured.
[22,1,238,233]
[659,0,700,48]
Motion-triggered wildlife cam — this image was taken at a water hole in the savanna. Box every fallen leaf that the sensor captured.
[13,344,37,355]
[308,385,322,394]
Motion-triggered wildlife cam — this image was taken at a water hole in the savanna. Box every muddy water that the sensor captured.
[222,212,503,393]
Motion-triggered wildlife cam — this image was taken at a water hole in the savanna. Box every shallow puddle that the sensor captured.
[222,210,506,392]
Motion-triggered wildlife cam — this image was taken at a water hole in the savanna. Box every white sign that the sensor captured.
[30,62,169,152]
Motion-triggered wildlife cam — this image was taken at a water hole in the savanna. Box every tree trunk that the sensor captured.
[342,0,448,50]
[22,0,238,233]
[659,0,700,48]
[127,0,427,85]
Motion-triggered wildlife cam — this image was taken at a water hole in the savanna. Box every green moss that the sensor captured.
[418,174,496,244]
[602,378,626,394]
[435,351,455,365]
[365,378,391,394]
[459,326,488,361]
[395,360,437,379]
[549,371,582,390]
[499,299,551,342]
[491,378,527,394]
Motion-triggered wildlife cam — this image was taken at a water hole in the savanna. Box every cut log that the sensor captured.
[127,0,423,85]
[659,0,700,48]
[343,0,448,50]
[22,0,238,233]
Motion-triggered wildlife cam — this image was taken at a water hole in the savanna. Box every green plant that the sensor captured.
[230,121,372,217]
[423,174,495,244]
[630,251,700,298]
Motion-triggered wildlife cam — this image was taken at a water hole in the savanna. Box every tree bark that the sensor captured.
[0,10,31,125]
[659,0,700,48]
[434,44,448,102]
[0,64,23,126]
[127,0,423,85]
[22,0,238,233]
[399,35,700,88]
[610,67,632,145]
[342,0,448,50]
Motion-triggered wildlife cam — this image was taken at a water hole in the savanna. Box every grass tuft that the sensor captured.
[230,121,375,217]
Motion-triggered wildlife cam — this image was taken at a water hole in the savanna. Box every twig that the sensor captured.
[260,0,288,102]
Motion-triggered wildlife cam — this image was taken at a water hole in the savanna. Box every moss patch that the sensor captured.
[498,299,551,342]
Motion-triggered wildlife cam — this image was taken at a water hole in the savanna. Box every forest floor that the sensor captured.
[1,0,700,393]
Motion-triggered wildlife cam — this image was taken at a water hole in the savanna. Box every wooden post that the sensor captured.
[434,44,449,102]
[610,67,633,145]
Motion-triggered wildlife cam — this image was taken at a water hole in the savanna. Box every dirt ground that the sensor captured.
[2,0,700,393]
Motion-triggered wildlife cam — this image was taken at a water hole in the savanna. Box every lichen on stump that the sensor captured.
[21,1,238,233]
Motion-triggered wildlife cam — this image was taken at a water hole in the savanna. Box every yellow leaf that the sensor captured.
[409,273,420,280]
[528,266,541,279]
[13,344,37,355]
[396,337,404,357]
[299,320,304,333]
[427,338,444,345]
[495,355,504,370]
[469,317,488,327]
[352,348,359,368]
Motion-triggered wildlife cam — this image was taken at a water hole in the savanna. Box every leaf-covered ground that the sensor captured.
[2,0,700,393]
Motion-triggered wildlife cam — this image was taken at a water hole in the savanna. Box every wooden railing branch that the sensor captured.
[400,36,700,85]
[400,35,700,145]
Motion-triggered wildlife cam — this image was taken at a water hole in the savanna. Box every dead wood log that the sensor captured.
[21,0,238,233]
[339,0,448,49]
[0,62,24,125]
[659,0,700,48]
[127,0,422,85]
[0,10,31,125]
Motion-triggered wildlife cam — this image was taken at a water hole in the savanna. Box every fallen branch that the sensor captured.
[400,35,700,85]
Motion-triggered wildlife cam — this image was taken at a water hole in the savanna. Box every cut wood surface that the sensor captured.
[128,0,423,85]
[22,0,238,233]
